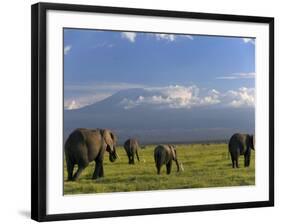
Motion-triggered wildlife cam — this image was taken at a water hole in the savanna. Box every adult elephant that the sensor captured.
[123,138,140,164]
[228,133,255,168]
[154,145,180,175]
[64,128,118,181]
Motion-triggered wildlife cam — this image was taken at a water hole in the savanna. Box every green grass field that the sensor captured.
[64,143,255,195]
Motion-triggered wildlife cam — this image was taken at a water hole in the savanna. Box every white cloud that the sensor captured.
[120,32,193,43]
[243,38,255,45]
[184,35,194,40]
[119,85,254,110]
[216,72,255,80]
[64,45,72,55]
[225,87,255,108]
[154,33,193,42]
[155,34,176,41]
[200,89,221,105]
[64,82,147,110]
[121,32,137,43]
[120,85,222,109]
[65,82,255,110]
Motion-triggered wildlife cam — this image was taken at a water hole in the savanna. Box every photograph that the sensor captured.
[31,2,274,221]
[63,29,256,195]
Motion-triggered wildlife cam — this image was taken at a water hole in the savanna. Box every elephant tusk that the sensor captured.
[180,163,184,171]
[115,151,120,159]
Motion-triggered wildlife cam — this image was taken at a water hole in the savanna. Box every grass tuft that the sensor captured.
[64,143,255,195]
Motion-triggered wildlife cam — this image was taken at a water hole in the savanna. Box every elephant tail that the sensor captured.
[154,149,163,167]
[227,140,232,158]
[154,150,159,164]
[129,139,133,150]
[64,134,73,154]
[64,134,74,165]
[154,151,157,163]
[128,140,133,155]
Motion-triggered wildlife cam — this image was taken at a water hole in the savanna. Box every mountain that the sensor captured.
[64,88,255,144]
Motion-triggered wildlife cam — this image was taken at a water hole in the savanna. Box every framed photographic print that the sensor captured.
[31,2,274,222]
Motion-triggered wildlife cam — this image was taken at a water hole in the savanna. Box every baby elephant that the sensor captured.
[228,133,255,168]
[123,138,140,164]
[154,145,180,174]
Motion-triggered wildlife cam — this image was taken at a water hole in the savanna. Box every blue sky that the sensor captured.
[64,29,255,110]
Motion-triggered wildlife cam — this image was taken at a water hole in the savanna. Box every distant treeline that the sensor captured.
[115,139,228,147]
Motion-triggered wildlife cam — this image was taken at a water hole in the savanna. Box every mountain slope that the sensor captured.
[64,88,255,144]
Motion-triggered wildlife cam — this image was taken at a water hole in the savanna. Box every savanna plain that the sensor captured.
[64,143,255,195]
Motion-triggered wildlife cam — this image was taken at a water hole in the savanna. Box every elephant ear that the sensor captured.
[111,132,117,144]
[100,129,115,151]
[168,145,177,160]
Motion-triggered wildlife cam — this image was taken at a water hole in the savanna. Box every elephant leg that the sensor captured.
[66,160,74,181]
[92,161,103,179]
[126,151,131,164]
[247,153,251,167]
[99,164,104,178]
[136,150,140,162]
[231,157,235,168]
[235,159,239,168]
[230,150,238,168]
[131,153,135,164]
[129,155,135,164]
[166,161,172,175]
[72,165,86,181]
[230,152,235,168]
[92,162,100,179]
[156,165,161,175]
[244,152,251,167]
[235,151,240,168]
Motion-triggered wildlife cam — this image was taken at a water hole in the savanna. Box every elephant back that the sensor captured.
[228,133,250,154]
[124,139,130,149]
[64,129,89,165]
[65,128,104,162]
[124,138,139,150]
[65,129,86,151]
[130,138,139,150]
[154,145,169,164]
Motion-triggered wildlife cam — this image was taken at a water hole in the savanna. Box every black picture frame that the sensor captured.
[31,2,274,222]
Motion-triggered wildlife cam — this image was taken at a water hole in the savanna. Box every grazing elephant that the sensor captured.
[154,145,180,174]
[228,133,255,168]
[64,128,118,181]
[123,138,140,164]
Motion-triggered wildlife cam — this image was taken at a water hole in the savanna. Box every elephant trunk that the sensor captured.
[115,149,120,159]
[109,146,118,162]
[175,159,180,172]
